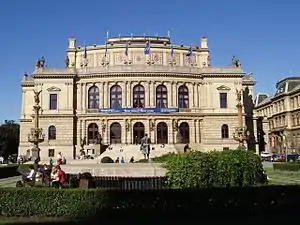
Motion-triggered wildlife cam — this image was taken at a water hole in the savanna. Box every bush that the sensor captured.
[1,187,300,219]
[165,150,266,188]
[0,165,19,179]
[165,151,220,188]
[101,156,114,163]
[273,162,300,171]
[216,150,266,187]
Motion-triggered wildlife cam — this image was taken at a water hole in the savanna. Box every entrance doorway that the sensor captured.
[133,122,145,144]
[110,122,121,144]
[157,122,168,144]
[179,122,190,143]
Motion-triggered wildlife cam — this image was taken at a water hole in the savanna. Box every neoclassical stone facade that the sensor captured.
[254,77,300,153]
[19,35,255,159]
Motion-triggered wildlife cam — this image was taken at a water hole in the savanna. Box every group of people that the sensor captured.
[115,156,135,163]
[22,164,67,188]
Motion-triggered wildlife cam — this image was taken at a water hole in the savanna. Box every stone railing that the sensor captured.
[32,65,244,76]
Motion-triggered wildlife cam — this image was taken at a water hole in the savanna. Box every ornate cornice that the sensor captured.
[31,72,244,80]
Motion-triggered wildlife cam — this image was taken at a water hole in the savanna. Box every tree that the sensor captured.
[0,120,20,157]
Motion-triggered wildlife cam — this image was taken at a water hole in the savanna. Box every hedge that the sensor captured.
[1,186,300,220]
[273,162,300,172]
[165,150,266,188]
[0,165,19,179]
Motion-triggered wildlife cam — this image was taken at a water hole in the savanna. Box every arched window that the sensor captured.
[88,123,99,144]
[179,122,189,143]
[133,84,145,108]
[88,86,99,109]
[48,125,56,140]
[110,122,122,144]
[178,85,189,108]
[156,85,168,108]
[221,124,229,138]
[110,85,122,108]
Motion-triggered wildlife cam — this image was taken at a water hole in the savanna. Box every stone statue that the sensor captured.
[236,89,242,103]
[33,90,42,104]
[65,55,70,68]
[36,56,45,69]
[207,55,211,66]
[173,120,178,132]
[232,55,241,68]
[80,137,86,149]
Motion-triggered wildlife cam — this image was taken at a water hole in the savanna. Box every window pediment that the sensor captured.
[47,86,61,92]
[217,85,231,91]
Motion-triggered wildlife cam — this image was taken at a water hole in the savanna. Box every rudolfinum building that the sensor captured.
[19,34,256,160]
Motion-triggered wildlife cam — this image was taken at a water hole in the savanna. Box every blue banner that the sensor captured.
[98,108,179,113]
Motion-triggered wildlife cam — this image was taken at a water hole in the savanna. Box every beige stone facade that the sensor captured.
[254,77,300,153]
[19,35,255,160]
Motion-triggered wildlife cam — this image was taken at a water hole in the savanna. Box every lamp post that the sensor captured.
[28,90,44,161]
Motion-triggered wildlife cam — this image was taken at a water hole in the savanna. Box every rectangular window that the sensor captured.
[48,149,55,157]
[220,93,227,108]
[49,94,58,110]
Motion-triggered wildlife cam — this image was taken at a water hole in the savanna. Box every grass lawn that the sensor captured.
[266,168,300,185]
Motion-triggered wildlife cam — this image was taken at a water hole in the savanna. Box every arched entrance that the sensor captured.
[157,122,168,144]
[179,122,190,143]
[110,122,121,144]
[133,122,145,144]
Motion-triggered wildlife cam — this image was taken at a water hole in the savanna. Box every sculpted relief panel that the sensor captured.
[184,55,197,66]
[150,52,163,65]
[114,53,127,65]
[167,53,180,65]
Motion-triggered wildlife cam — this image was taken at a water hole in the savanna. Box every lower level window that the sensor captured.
[48,149,55,157]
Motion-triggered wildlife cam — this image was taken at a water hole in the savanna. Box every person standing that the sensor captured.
[56,152,62,165]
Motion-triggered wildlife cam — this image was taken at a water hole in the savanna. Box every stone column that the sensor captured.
[193,120,197,143]
[166,82,172,108]
[83,83,87,112]
[151,82,156,107]
[188,83,194,108]
[122,82,127,108]
[99,82,103,108]
[121,119,127,144]
[199,120,203,143]
[149,82,154,107]
[127,82,132,107]
[194,83,199,108]
[195,119,199,143]
[172,82,177,108]
[145,81,150,108]
[128,120,132,144]
[197,83,201,108]
[103,82,108,108]
[83,120,87,138]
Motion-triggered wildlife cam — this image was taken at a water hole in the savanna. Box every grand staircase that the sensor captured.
[96,144,177,162]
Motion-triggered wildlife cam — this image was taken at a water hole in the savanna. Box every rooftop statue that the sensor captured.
[36,56,45,69]
[65,55,70,68]
[232,55,241,68]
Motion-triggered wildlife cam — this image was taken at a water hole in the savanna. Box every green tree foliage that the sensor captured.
[165,150,266,188]
[0,120,20,157]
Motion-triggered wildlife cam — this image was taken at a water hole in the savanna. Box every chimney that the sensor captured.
[201,37,208,49]
[68,37,76,49]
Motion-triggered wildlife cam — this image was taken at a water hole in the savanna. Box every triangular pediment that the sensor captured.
[47,86,61,92]
[217,85,231,91]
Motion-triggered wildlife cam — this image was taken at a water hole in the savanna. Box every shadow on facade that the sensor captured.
[243,87,256,151]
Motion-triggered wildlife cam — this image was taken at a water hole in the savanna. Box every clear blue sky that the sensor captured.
[0,0,299,123]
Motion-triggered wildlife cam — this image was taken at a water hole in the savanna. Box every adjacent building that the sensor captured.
[19,35,256,159]
[255,77,300,153]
